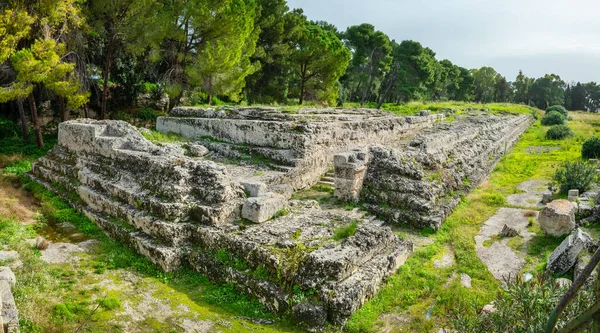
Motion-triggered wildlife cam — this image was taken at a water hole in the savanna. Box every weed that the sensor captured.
[332,221,359,241]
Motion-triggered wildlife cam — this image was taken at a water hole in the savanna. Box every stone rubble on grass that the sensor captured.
[547,228,593,274]
[500,224,518,237]
[0,252,21,270]
[539,199,577,237]
[574,253,597,288]
[460,273,472,289]
[542,192,553,204]
[433,251,455,269]
[568,189,580,201]
[554,278,572,289]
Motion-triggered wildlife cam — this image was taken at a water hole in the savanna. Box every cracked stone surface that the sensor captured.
[506,180,548,208]
[475,208,536,281]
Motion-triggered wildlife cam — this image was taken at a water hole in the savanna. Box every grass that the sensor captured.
[332,221,359,241]
[141,130,187,143]
[343,101,539,117]
[344,111,600,332]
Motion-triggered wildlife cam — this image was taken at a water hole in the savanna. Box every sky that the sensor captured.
[286,0,600,83]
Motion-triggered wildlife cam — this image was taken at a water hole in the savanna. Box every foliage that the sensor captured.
[545,125,573,140]
[0,118,19,139]
[553,161,598,194]
[541,111,566,126]
[449,275,596,332]
[582,136,600,159]
[546,105,568,117]
[332,221,359,241]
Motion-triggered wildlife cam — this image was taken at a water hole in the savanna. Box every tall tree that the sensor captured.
[289,22,350,105]
[394,40,438,101]
[571,82,586,110]
[530,74,565,109]
[513,70,533,105]
[472,66,498,103]
[342,24,392,106]
[155,0,259,108]
[493,74,512,102]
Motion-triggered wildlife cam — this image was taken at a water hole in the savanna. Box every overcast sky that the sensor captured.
[286,0,600,83]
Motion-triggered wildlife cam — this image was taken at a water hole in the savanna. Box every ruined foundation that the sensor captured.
[30,107,532,327]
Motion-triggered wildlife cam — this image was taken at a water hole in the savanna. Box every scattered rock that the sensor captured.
[460,273,472,288]
[240,180,268,198]
[500,224,518,237]
[184,142,209,157]
[547,228,592,274]
[57,222,77,233]
[433,251,455,269]
[542,192,553,204]
[554,278,572,289]
[481,302,496,314]
[419,110,432,117]
[539,200,577,237]
[35,236,49,250]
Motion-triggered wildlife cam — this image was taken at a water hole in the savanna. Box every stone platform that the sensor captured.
[30,118,412,327]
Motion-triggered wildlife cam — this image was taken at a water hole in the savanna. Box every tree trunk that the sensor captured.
[58,96,67,122]
[207,94,212,106]
[83,103,89,118]
[28,93,43,148]
[299,79,305,105]
[101,37,114,120]
[17,99,28,140]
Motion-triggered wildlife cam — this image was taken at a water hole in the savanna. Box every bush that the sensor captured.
[546,105,568,117]
[553,161,598,194]
[541,111,565,126]
[450,275,595,333]
[582,137,600,159]
[545,125,573,140]
[0,118,19,139]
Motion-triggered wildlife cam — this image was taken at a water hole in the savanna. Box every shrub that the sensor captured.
[541,111,565,126]
[553,161,598,194]
[582,136,600,159]
[450,275,595,333]
[546,105,568,117]
[545,125,573,140]
[0,118,18,139]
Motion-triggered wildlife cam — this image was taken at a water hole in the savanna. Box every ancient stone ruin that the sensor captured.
[30,107,532,327]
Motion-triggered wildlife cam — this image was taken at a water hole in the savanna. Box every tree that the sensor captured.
[451,67,474,101]
[570,82,586,110]
[342,24,392,106]
[155,0,259,109]
[393,40,438,101]
[289,22,350,105]
[530,74,565,109]
[86,0,162,119]
[434,59,460,100]
[513,70,533,105]
[472,67,498,103]
[493,75,512,102]
[584,82,600,112]
[0,0,88,147]
[244,0,302,104]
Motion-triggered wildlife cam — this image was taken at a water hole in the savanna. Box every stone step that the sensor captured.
[326,172,335,178]
[269,164,295,173]
[317,180,335,187]
[321,176,334,182]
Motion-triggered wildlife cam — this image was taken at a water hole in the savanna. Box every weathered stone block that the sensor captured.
[334,150,368,203]
[0,267,15,288]
[241,193,287,223]
[542,192,553,204]
[568,189,580,201]
[547,228,591,274]
[240,180,267,198]
[539,199,577,237]
[574,253,597,288]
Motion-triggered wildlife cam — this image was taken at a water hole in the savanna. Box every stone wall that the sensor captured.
[157,107,444,190]
[0,267,19,333]
[355,114,533,229]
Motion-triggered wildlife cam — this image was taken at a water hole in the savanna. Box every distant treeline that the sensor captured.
[1,0,599,146]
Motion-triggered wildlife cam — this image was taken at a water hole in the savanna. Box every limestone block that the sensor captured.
[539,199,577,237]
[184,142,209,157]
[334,150,368,203]
[568,189,580,201]
[542,192,553,204]
[0,267,15,287]
[547,228,591,274]
[292,303,327,329]
[0,280,18,332]
[240,180,268,198]
[242,193,287,223]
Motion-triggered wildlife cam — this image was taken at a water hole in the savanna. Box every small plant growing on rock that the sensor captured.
[332,221,359,241]
[553,161,598,194]
[582,136,600,159]
[541,111,565,126]
[545,125,573,140]
[546,105,568,117]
